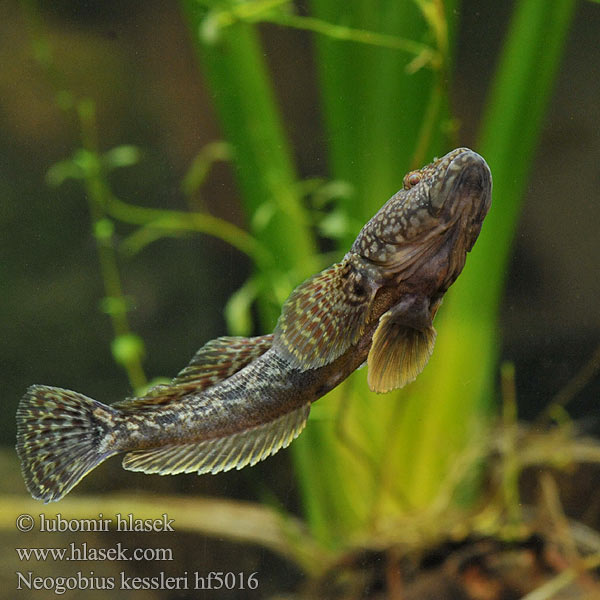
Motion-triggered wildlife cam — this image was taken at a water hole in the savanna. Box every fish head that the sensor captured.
[350,147,492,282]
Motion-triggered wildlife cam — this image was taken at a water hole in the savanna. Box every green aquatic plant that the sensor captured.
[181,0,576,547]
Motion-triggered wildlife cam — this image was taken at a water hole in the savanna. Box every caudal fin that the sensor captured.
[16,385,118,503]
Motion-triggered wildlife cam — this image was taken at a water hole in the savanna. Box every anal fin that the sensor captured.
[113,334,273,412]
[122,403,310,475]
[367,296,437,393]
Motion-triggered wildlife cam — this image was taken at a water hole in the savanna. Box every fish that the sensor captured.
[16,147,492,503]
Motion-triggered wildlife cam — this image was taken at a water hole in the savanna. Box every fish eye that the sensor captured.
[353,283,365,297]
[403,171,422,189]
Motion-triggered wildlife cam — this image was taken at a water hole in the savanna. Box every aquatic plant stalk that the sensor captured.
[180,0,319,325]
[179,0,576,548]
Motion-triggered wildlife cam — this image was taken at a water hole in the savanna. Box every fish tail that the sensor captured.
[16,385,119,503]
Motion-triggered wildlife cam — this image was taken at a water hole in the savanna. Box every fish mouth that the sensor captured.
[431,148,492,227]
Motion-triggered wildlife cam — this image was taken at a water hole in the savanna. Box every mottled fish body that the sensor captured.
[16,148,492,502]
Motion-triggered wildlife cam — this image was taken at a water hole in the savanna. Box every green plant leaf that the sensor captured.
[46,159,84,187]
[111,334,146,368]
[103,145,142,170]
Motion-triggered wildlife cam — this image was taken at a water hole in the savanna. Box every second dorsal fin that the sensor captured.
[113,334,273,412]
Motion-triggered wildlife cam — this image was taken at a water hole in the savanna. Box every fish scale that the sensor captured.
[16,147,492,502]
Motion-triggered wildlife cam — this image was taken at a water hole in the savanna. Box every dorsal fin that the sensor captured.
[273,260,377,370]
[121,403,310,475]
[113,334,273,412]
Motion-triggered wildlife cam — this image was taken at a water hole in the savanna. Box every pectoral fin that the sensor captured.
[367,298,437,393]
[274,260,377,369]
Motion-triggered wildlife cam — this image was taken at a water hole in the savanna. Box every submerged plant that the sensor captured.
[181,0,577,547]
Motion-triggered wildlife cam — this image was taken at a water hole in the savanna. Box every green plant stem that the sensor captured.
[180,0,318,327]
[267,13,440,68]
[20,1,148,392]
[77,101,147,391]
[105,193,271,267]
[201,0,439,66]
